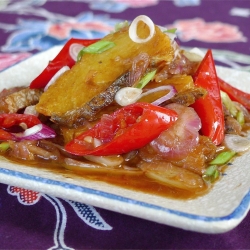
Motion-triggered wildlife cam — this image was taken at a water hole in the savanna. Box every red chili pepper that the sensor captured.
[0,113,41,128]
[0,114,41,140]
[0,129,15,140]
[30,38,99,89]
[65,102,178,156]
[218,77,250,110]
[192,49,225,145]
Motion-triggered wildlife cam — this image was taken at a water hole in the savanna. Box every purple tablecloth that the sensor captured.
[0,1,250,249]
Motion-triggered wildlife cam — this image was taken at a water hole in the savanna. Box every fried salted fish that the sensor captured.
[35,21,174,127]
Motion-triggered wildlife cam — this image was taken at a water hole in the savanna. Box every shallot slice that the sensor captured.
[148,86,177,106]
[115,86,176,107]
[13,124,56,141]
[129,15,155,43]
[150,103,201,160]
[69,43,85,61]
[223,134,250,153]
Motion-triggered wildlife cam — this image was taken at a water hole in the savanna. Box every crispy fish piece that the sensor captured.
[166,87,207,107]
[52,72,130,127]
[36,22,174,123]
[0,87,42,113]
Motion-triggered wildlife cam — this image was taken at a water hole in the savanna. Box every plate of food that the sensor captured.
[0,15,250,234]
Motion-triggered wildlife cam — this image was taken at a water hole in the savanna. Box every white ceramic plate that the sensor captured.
[0,46,250,234]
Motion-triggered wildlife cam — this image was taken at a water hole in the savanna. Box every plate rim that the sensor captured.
[0,166,249,234]
[0,46,250,234]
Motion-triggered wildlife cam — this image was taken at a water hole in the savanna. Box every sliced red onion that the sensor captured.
[147,86,177,106]
[13,124,56,141]
[69,43,85,62]
[149,103,201,161]
[129,53,150,86]
[115,86,176,107]
[129,15,155,43]
[44,66,70,91]
[223,134,250,153]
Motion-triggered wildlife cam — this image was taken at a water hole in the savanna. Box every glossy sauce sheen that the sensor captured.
[5,155,209,200]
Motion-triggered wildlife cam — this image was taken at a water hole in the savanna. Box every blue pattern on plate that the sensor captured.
[0,167,249,222]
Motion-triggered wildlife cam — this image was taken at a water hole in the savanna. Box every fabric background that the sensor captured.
[0,1,250,249]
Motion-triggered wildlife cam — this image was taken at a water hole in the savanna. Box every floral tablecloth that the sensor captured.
[0,0,250,249]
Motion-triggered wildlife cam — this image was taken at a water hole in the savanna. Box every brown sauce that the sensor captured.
[3,155,209,200]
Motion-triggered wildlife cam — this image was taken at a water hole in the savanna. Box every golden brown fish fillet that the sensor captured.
[51,72,130,127]
[35,22,174,122]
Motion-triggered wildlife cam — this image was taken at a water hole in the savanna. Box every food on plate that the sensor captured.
[35,19,173,125]
[1,15,250,199]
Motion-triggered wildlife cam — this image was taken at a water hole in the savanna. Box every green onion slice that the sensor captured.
[135,70,157,89]
[236,110,245,126]
[209,150,236,165]
[220,91,238,117]
[0,142,9,151]
[202,165,220,183]
[77,40,115,61]
[221,91,245,125]
[164,28,177,34]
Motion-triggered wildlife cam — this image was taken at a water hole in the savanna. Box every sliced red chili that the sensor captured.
[0,113,41,128]
[0,113,41,141]
[218,77,250,110]
[192,49,225,145]
[0,129,15,140]
[29,38,99,89]
[65,102,178,156]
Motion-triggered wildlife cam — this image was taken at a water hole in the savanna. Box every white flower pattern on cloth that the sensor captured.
[7,185,112,250]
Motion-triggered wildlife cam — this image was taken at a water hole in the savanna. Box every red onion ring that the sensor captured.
[140,85,177,106]
[69,43,85,62]
[13,124,56,141]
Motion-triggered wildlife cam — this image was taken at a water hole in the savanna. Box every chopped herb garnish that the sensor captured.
[202,165,220,183]
[164,28,177,34]
[237,110,245,126]
[77,40,115,61]
[220,91,238,117]
[221,90,245,125]
[135,70,157,89]
[209,150,236,165]
[0,142,9,152]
